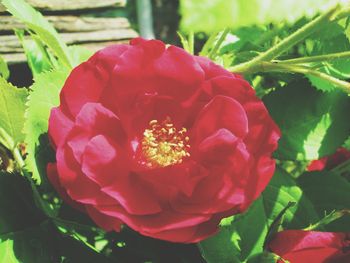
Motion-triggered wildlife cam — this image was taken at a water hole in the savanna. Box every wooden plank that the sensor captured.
[2,40,130,64]
[0,0,125,12]
[61,29,138,44]
[0,28,138,53]
[0,16,132,32]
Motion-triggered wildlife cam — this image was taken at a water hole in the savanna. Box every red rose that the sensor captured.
[307,147,350,172]
[268,230,350,263]
[47,38,280,243]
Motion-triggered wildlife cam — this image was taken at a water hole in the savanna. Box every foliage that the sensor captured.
[199,168,319,263]
[0,0,349,262]
[264,79,350,161]
[0,56,10,80]
[180,0,346,33]
[0,78,28,150]
[23,70,69,183]
[2,0,73,68]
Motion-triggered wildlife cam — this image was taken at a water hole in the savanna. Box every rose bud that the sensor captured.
[307,147,350,172]
[47,38,280,243]
[268,230,350,263]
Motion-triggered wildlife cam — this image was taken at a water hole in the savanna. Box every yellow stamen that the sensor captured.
[141,117,190,168]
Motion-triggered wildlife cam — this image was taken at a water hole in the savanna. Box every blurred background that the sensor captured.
[0,0,343,88]
[0,0,182,87]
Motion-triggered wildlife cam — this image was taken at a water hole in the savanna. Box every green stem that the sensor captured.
[208,28,230,59]
[7,136,55,217]
[331,158,350,175]
[230,6,340,73]
[188,31,194,55]
[200,31,220,56]
[275,51,350,64]
[51,216,105,235]
[229,62,350,94]
[254,23,284,46]
[334,6,350,20]
[12,147,25,169]
[304,210,350,231]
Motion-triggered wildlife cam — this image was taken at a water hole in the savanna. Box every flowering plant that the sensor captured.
[0,0,349,262]
[47,38,280,243]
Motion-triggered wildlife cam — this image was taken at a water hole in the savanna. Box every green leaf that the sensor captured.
[2,0,73,68]
[177,32,193,54]
[24,70,69,183]
[180,0,345,33]
[0,172,115,263]
[198,168,319,263]
[0,174,53,262]
[263,79,350,161]
[263,169,319,229]
[0,56,10,80]
[343,136,350,150]
[0,78,28,149]
[247,252,282,263]
[304,210,350,231]
[0,239,19,263]
[15,30,53,77]
[0,223,63,263]
[308,32,350,92]
[298,171,350,231]
[0,172,56,262]
[0,172,46,236]
[68,45,93,67]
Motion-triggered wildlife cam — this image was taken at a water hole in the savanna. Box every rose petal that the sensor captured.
[154,45,204,87]
[86,205,122,232]
[48,107,74,148]
[56,146,115,206]
[96,205,210,235]
[210,76,256,105]
[138,161,208,199]
[46,163,85,212]
[117,95,188,136]
[89,44,129,72]
[67,103,126,163]
[81,135,128,186]
[197,128,239,165]
[268,230,350,263]
[195,56,233,79]
[60,62,109,117]
[191,95,248,144]
[101,172,162,215]
[243,100,280,155]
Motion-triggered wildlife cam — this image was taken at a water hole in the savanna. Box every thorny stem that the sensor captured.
[275,51,350,64]
[228,5,350,94]
[234,62,350,94]
[331,158,350,175]
[304,210,350,231]
[230,6,340,73]
[208,27,231,59]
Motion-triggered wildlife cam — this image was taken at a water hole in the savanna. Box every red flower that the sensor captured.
[307,148,350,172]
[47,38,280,243]
[268,230,350,263]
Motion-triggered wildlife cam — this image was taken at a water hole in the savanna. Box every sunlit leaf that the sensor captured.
[0,78,28,149]
[0,56,10,80]
[198,168,319,263]
[15,30,53,77]
[298,171,350,231]
[24,70,69,183]
[264,79,350,160]
[2,0,73,68]
[180,0,346,33]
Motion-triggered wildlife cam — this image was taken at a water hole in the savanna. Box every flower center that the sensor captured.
[141,117,190,168]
